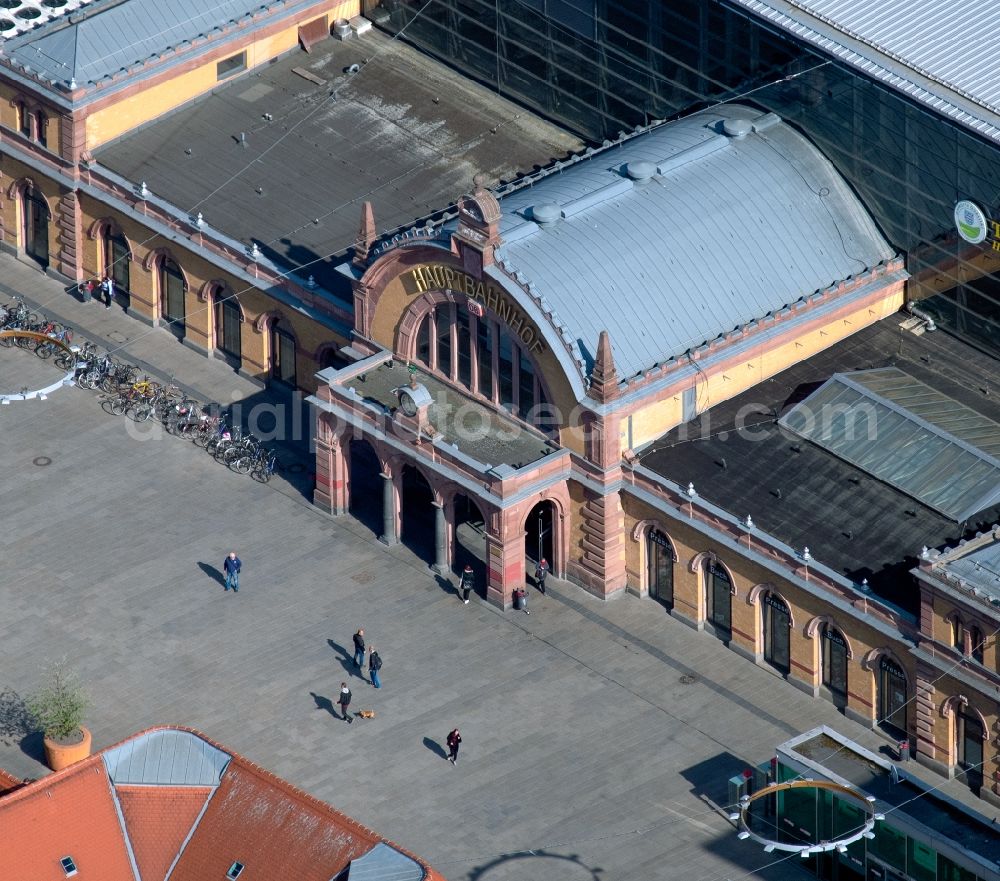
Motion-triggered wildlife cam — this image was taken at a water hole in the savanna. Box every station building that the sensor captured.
[310,99,1000,807]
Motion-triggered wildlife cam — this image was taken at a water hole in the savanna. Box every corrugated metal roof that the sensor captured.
[486,103,895,379]
[728,0,1000,145]
[2,0,310,85]
[103,729,231,786]
[346,843,425,881]
[779,368,1000,522]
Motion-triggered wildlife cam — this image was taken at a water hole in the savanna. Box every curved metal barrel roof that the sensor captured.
[489,104,896,380]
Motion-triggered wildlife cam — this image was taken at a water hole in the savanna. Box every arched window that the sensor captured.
[646,529,674,609]
[821,625,848,699]
[762,592,790,674]
[951,616,964,651]
[36,111,47,148]
[215,290,242,362]
[17,102,30,138]
[159,257,186,335]
[704,559,731,640]
[968,626,985,665]
[103,230,130,299]
[877,656,907,738]
[957,707,984,794]
[23,189,50,268]
[271,322,296,386]
[412,304,551,430]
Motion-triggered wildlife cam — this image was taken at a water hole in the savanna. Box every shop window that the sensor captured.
[646,528,674,609]
[938,852,979,881]
[821,625,848,698]
[877,656,907,737]
[217,51,247,80]
[705,559,731,640]
[907,837,937,881]
[968,626,984,664]
[272,324,296,386]
[762,593,790,674]
[869,819,907,873]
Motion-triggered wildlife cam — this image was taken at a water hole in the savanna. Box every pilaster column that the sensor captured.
[56,190,83,281]
[432,502,448,574]
[571,488,627,598]
[913,661,938,768]
[486,524,525,608]
[379,472,398,546]
[313,426,347,514]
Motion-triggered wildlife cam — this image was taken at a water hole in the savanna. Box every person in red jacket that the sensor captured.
[446,728,462,764]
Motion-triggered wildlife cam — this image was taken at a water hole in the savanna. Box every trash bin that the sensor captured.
[898,739,910,762]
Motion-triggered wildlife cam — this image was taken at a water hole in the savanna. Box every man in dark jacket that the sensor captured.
[368,648,382,688]
[338,682,353,722]
[223,551,242,592]
[534,558,549,595]
[352,628,365,668]
[446,728,461,764]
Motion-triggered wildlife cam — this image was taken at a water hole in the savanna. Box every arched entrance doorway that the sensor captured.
[400,465,435,564]
[525,501,554,569]
[762,592,791,675]
[877,655,908,739]
[159,257,186,338]
[646,528,675,609]
[348,439,382,537]
[452,494,486,595]
[704,559,732,642]
[820,625,848,709]
[215,290,242,366]
[23,190,50,268]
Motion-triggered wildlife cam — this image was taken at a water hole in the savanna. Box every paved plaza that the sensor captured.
[0,256,986,881]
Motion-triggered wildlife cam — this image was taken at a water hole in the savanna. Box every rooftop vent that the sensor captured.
[722,118,753,139]
[61,857,78,877]
[530,202,562,228]
[624,160,656,183]
[227,862,245,880]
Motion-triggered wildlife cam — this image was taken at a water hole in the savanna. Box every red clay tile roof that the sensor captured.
[0,726,445,881]
[0,755,136,881]
[169,757,381,881]
[116,784,211,881]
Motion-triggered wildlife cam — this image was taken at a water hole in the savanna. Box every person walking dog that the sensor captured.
[446,728,462,764]
[460,564,475,604]
[338,683,353,722]
[223,551,242,592]
[368,647,382,688]
[352,628,366,669]
[534,558,550,595]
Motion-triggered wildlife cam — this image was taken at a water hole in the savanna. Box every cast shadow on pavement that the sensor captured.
[197,562,226,587]
[422,736,448,760]
[310,692,338,718]
[326,639,361,678]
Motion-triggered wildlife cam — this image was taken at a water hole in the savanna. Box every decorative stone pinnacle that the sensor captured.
[588,330,619,403]
[354,201,376,266]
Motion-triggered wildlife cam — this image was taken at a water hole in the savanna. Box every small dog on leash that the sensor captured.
[358,709,376,719]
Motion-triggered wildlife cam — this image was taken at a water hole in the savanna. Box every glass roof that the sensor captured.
[779,368,1000,522]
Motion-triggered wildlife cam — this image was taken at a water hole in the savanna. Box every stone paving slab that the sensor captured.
[0,255,994,881]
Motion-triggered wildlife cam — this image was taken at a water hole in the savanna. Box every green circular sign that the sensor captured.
[955,200,988,244]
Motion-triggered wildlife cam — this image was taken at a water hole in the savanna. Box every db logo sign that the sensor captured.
[467,299,484,318]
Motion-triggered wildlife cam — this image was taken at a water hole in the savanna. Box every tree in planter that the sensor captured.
[27,659,89,744]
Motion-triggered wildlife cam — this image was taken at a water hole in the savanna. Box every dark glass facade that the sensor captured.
[376,0,1000,356]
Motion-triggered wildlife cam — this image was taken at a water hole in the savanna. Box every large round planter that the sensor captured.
[43,727,92,771]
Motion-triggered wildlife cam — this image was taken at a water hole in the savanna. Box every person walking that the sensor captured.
[103,273,116,309]
[534,558,550,595]
[513,586,529,614]
[223,551,241,592]
[446,728,462,764]
[338,682,353,722]
[368,647,382,688]
[352,628,366,669]
[460,564,475,604]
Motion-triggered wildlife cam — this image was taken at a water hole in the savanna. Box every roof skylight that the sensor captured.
[779,368,1000,522]
[227,862,245,880]
[0,0,99,41]
[60,856,78,877]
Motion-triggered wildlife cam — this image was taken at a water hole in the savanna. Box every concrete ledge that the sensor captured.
[126,307,158,327]
[238,367,268,388]
[915,751,951,778]
[182,336,209,357]
[729,641,758,663]
[844,706,873,727]
[788,675,820,699]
